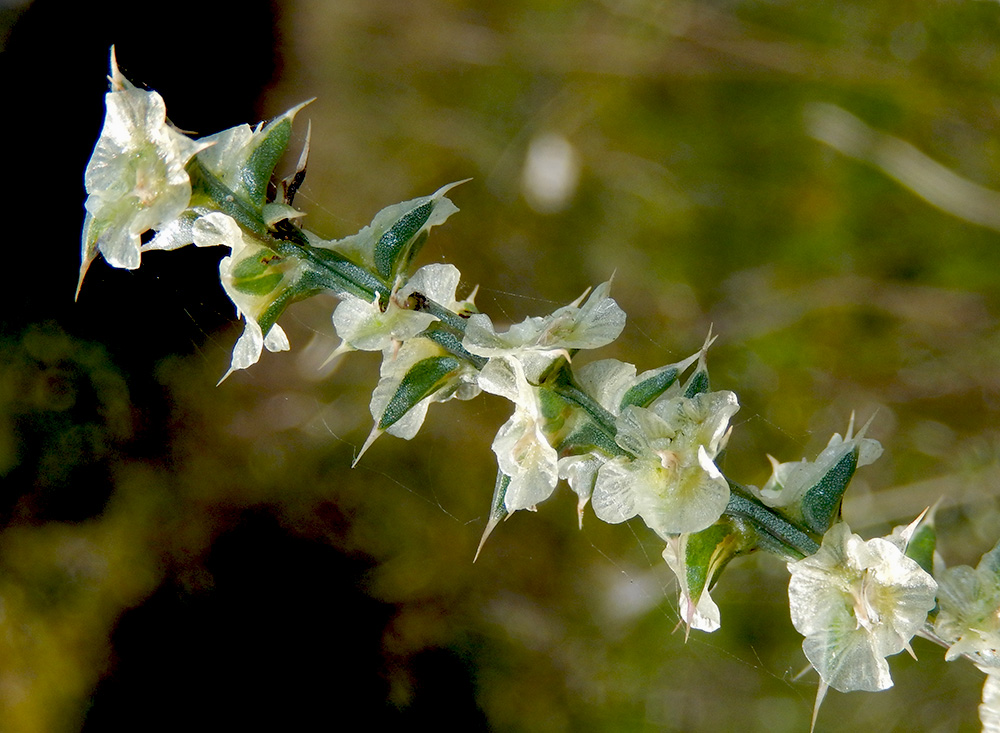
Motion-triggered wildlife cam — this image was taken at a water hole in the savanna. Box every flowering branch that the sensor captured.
[77,50,1000,731]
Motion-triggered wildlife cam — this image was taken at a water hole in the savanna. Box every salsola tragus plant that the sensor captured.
[78,49,1000,730]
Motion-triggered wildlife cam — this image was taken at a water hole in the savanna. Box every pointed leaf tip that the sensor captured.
[474,513,504,563]
[353,425,383,467]
[475,471,511,562]
[811,679,829,733]
[319,340,355,370]
[217,366,236,386]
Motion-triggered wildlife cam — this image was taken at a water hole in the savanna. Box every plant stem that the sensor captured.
[726,482,820,559]
[550,374,627,456]
[190,160,823,561]
[420,297,472,335]
[189,158,391,304]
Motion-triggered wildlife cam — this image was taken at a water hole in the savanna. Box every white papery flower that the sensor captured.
[934,540,1000,669]
[590,390,738,536]
[330,263,467,357]
[787,521,937,693]
[463,280,626,381]
[193,213,297,382]
[479,357,559,511]
[80,49,209,294]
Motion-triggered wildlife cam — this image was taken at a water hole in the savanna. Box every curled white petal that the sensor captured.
[486,359,559,511]
[399,263,463,305]
[558,453,603,528]
[788,522,937,693]
[982,674,1000,733]
[663,537,721,633]
[463,280,625,382]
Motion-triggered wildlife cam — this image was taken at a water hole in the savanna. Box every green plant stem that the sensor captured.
[190,160,825,561]
[421,297,472,334]
[550,374,628,457]
[421,328,487,369]
[726,482,820,559]
[189,158,391,304]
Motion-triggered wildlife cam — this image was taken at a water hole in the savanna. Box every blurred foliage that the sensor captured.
[5,0,1000,730]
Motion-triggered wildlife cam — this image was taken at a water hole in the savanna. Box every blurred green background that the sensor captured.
[3,0,1000,730]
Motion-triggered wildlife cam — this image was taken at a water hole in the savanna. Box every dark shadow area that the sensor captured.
[82,508,488,731]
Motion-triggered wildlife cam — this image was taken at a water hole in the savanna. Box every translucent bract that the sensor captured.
[760,416,882,509]
[479,357,560,511]
[331,263,465,355]
[590,390,738,536]
[463,280,626,382]
[80,51,208,293]
[194,213,295,382]
[663,535,722,632]
[934,540,1000,668]
[788,522,937,692]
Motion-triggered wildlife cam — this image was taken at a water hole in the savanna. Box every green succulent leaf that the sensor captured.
[726,487,819,559]
[663,515,761,633]
[421,325,486,368]
[323,181,465,283]
[683,368,710,399]
[256,285,312,338]
[476,470,512,561]
[241,115,294,209]
[558,419,622,458]
[682,522,735,602]
[231,254,286,296]
[800,449,857,534]
[905,514,937,575]
[619,366,680,410]
[375,201,434,279]
[378,356,463,431]
[274,240,390,304]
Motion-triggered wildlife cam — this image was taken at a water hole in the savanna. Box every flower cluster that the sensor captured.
[81,49,315,380]
[591,388,738,537]
[463,282,627,511]
[352,260,482,461]
[758,414,883,533]
[81,52,1000,732]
